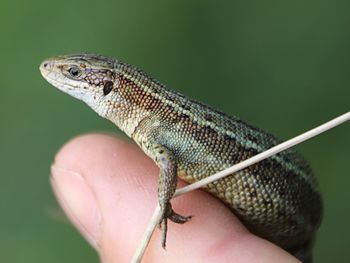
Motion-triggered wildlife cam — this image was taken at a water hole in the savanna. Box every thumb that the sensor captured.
[50,134,298,263]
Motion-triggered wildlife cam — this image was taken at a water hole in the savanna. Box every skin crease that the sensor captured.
[50,133,299,263]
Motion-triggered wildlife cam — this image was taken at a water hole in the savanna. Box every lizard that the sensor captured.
[40,53,322,262]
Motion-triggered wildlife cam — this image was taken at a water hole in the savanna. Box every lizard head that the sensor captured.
[40,54,119,117]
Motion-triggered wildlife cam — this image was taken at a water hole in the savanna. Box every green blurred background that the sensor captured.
[0,0,349,262]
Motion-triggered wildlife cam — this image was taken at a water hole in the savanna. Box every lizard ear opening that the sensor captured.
[103,81,113,95]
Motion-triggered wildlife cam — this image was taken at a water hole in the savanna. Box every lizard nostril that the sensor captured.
[40,60,53,73]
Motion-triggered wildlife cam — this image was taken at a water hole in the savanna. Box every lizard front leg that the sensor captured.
[153,144,192,248]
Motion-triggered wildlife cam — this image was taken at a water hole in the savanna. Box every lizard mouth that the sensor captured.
[39,59,87,97]
[39,59,61,84]
[39,58,91,103]
[40,61,69,90]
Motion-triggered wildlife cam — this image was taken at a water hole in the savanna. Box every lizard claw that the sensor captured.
[160,218,168,249]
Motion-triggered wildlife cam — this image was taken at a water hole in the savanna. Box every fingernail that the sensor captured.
[51,165,102,250]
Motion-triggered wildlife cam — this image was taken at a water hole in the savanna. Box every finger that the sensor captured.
[51,133,298,263]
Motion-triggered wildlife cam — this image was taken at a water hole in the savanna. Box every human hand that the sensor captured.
[51,133,299,263]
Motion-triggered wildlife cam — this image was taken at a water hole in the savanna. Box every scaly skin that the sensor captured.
[40,54,322,262]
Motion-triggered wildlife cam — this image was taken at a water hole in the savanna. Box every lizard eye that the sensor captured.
[68,66,82,78]
[103,81,113,95]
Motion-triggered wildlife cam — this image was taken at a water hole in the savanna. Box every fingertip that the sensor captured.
[51,133,160,261]
[53,133,134,170]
